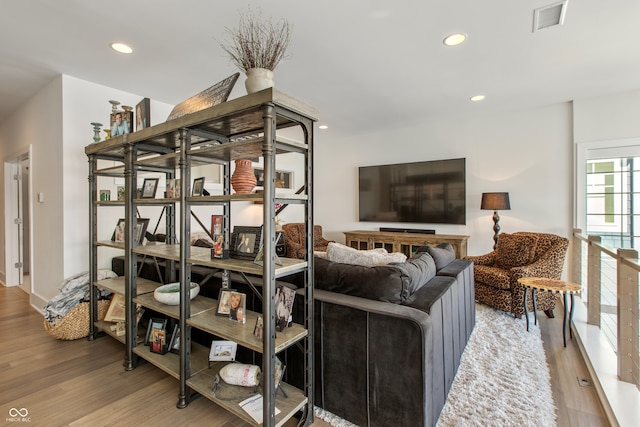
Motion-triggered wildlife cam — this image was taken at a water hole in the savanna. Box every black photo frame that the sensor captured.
[135,97,150,131]
[145,318,168,354]
[275,285,296,332]
[192,177,205,196]
[141,178,159,199]
[230,226,262,259]
[169,325,180,354]
[111,217,149,244]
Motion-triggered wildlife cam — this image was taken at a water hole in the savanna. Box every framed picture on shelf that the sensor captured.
[216,289,234,316]
[228,291,246,324]
[230,226,262,259]
[211,215,223,236]
[253,315,264,341]
[254,167,294,189]
[209,340,238,362]
[99,189,111,201]
[145,318,168,354]
[110,110,132,136]
[192,177,205,196]
[104,293,126,322]
[166,179,180,198]
[135,97,150,131]
[135,218,150,244]
[275,285,296,332]
[169,325,180,354]
[112,218,125,242]
[141,178,159,198]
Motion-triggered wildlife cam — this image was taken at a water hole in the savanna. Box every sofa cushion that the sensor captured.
[326,242,407,266]
[495,233,539,269]
[314,252,435,304]
[422,243,456,271]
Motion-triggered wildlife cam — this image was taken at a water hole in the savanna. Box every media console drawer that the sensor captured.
[344,230,469,258]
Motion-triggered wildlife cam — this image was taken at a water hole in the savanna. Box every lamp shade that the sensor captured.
[481,192,511,210]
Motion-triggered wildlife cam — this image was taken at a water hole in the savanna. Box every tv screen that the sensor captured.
[359,158,466,225]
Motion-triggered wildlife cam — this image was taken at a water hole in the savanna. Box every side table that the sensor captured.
[518,277,582,347]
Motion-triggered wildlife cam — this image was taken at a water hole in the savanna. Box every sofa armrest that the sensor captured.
[298,288,433,427]
[464,251,496,266]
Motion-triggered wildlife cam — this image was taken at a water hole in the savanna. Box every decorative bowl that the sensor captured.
[153,282,200,305]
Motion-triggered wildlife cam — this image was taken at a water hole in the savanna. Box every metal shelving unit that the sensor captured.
[86,88,317,427]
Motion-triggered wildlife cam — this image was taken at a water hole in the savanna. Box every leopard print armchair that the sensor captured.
[282,223,332,259]
[465,232,568,317]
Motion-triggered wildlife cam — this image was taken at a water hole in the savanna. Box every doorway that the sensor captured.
[4,146,32,295]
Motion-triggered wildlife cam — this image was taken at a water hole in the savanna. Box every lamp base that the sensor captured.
[492,211,501,250]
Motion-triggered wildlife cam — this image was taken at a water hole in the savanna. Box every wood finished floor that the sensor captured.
[1,287,608,426]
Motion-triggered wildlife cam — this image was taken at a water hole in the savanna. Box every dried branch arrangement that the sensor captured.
[219,8,292,73]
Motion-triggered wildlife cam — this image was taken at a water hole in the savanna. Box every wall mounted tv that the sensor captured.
[358,158,466,225]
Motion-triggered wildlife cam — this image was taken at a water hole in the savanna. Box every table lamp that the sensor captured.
[481,192,511,250]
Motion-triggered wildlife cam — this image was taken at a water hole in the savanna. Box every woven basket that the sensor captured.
[44,299,110,340]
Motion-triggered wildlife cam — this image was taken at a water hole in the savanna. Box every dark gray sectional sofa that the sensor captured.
[112,243,475,426]
[290,246,475,427]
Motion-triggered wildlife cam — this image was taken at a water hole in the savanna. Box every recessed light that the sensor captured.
[470,95,486,102]
[443,33,467,46]
[318,125,328,130]
[111,42,133,54]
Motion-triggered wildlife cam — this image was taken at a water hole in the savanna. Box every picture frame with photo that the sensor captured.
[254,168,293,189]
[228,291,246,324]
[192,177,205,196]
[135,97,150,131]
[253,232,283,266]
[141,178,159,199]
[145,318,168,354]
[166,179,180,198]
[104,293,126,322]
[230,226,262,259]
[110,109,133,137]
[275,285,296,332]
[111,218,149,244]
[216,288,235,316]
[253,315,264,341]
[209,340,238,362]
[169,325,180,354]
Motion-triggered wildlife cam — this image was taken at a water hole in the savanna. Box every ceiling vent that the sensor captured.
[533,1,568,32]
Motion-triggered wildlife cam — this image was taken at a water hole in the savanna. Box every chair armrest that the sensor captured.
[286,241,306,259]
[464,252,496,266]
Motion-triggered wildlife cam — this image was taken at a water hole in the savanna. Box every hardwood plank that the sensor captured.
[538,297,609,426]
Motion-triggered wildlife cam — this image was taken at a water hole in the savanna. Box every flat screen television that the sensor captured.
[358,158,466,225]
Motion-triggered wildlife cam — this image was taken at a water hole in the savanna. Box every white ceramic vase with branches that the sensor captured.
[219,8,292,94]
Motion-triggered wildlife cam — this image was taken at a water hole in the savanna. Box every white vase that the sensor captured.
[245,68,274,94]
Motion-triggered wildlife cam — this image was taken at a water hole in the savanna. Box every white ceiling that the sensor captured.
[1,0,639,136]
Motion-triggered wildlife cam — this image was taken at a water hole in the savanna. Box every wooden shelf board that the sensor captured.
[133,243,179,260]
[96,240,125,250]
[187,363,307,427]
[95,277,160,295]
[188,298,307,354]
[95,320,126,344]
[188,251,307,279]
[93,200,125,207]
[132,340,210,380]
[133,292,215,319]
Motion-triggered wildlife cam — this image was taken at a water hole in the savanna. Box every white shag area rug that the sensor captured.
[315,304,556,427]
[437,304,557,427]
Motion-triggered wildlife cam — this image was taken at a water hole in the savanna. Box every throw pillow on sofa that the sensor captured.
[314,251,436,303]
[326,242,407,266]
[419,243,456,271]
[494,233,539,269]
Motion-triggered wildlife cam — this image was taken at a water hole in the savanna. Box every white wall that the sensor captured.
[0,77,64,307]
[0,75,174,308]
[314,102,574,257]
